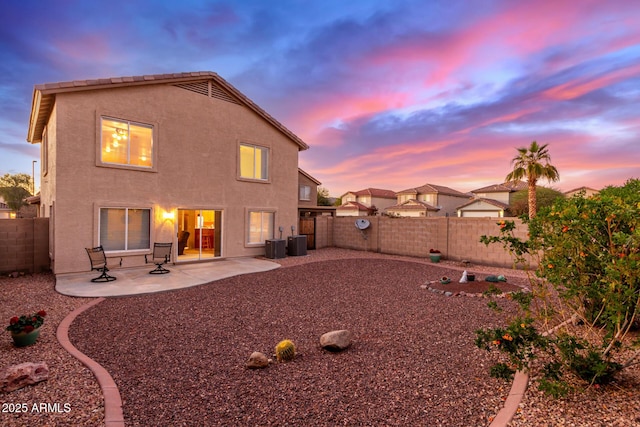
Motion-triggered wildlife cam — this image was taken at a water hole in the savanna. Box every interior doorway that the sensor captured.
[177,209,222,261]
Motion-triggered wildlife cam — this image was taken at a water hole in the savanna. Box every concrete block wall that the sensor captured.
[314,216,333,249]
[324,216,535,268]
[0,218,50,274]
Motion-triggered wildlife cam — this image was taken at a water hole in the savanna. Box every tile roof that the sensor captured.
[564,186,599,195]
[456,197,510,210]
[386,199,439,211]
[27,71,309,151]
[337,201,371,211]
[341,188,396,199]
[471,181,528,193]
[396,183,467,197]
[298,168,321,185]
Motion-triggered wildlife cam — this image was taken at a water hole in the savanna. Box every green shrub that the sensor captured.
[476,179,640,396]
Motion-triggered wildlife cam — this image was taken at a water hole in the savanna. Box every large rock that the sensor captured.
[1,362,49,393]
[246,352,270,369]
[320,330,352,352]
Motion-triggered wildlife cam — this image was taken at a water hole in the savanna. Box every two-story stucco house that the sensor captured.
[386,183,469,217]
[26,72,308,274]
[456,181,528,217]
[336,188,396,216]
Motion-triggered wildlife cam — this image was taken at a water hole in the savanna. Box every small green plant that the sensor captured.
[483,283,502,297]
[486,300,502,312]
[489,363,515,381]
[538,377,570,398]
[275,339,296,362]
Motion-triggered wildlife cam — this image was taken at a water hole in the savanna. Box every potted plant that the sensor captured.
[6,310,46,347]
[429,249,442,263]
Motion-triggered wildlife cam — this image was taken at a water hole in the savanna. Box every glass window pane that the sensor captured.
[101,119,128,165]
[240,144,255,178]
[258,146,268,180]
[248,211,262,243]
[127,209,150,250]
[129,123,153,167]
[100,208,126,251]
[248,211,274,244]
[239,144,268,180]
[101,118,152,167]
[262,212,274,241]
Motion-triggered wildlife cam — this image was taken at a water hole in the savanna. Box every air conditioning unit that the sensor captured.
[265,239,286,259]
[287,235,307,256]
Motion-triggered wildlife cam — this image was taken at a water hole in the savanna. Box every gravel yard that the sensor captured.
[2,248,639,426]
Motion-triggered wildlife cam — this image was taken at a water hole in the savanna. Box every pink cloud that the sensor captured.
[543,63,640,100]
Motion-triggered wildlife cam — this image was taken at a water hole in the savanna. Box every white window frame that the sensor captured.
[246,209,275,245]
[299,185,311,201]
[99,207,151,252]
[99,116,156,171]
[238,142,269,181]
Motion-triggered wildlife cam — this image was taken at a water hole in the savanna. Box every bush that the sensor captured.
[476,179,640,395]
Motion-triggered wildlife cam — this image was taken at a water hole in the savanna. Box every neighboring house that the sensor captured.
[457,181,527,217]
[298,168,335,218]
[564,186,599,198]
[0,196,37,218]
[388,183,468,217]
[336,188,396,216]
[0,199,11,219]
[26,71,309,274]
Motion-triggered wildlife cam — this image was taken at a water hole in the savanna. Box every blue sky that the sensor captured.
[1,0,638,196]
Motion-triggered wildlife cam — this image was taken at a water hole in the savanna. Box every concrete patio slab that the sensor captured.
[55,257,280,297]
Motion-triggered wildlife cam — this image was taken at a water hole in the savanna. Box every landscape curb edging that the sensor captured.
[57,297,125,427]
[489,370,528,426]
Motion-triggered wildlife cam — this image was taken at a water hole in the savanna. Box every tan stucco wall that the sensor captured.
[41,83,302,274]
[298,172,318,207]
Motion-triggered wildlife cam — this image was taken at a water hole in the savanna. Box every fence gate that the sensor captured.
[299,217,315,250]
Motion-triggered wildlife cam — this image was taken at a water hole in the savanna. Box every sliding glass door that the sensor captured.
[177,209,222,261]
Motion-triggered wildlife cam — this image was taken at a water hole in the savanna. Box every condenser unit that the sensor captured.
[265,239,286,259]
[287,235,307,256]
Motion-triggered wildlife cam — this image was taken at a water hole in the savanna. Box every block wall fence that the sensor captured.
[314,216,535,268]
[0,216,532,275]
[0,218,50,274]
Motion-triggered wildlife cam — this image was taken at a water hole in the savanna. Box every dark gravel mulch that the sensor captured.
[69,259,524,426]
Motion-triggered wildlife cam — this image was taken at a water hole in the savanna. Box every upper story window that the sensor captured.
[101,117,153,168]
[299,185,311,201]
[239,143,268,181]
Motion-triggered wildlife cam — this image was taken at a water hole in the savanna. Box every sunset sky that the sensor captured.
[1,0,638,196]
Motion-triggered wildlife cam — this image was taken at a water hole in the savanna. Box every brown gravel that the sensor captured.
[0,273,104,426]
[2,248,639,426]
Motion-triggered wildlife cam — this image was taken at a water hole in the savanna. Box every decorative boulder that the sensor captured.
[1,361,49,393]
[246,352,270,369]
[320,330,352,352]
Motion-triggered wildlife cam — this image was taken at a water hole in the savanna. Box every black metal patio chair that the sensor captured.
[145,242,173,274]
[85,246,117,282]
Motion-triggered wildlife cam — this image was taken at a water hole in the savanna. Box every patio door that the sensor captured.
[177,209,222,261]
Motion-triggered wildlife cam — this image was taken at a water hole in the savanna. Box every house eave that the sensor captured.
[26,71,310,151]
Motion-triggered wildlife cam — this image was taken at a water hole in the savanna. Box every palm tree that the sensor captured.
[505,141,559,218]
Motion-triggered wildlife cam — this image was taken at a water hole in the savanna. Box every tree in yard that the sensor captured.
[505,141,559,218]
[317,187,332,206]
[509,187,565,217]
[0,173,33,213]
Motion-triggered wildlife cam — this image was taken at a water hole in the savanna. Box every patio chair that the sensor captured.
[85,246,117,282]
[145,242,173,274]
